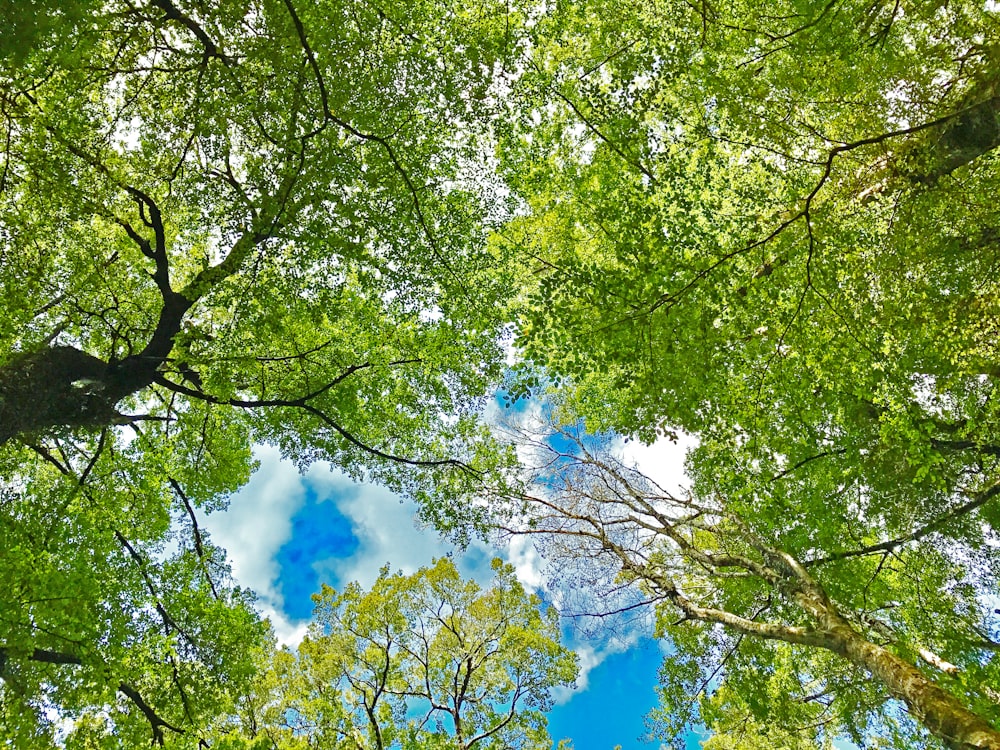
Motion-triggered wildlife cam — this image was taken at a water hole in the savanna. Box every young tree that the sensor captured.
[492,419,1000,749]
[214,558,578,750]
[0,0,526,743]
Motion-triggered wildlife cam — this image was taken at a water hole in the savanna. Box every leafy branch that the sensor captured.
[152,365,478,474]
[0,646,185,745]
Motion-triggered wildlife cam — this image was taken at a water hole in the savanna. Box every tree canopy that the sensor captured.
[211,558,577,750]
[495,0,1000,747]
[504,0,1000,507]
[0,0,524,745]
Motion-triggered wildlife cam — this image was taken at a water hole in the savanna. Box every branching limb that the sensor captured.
[168,477,221,599]
[275,4,469,299]
[663,585,832,648]
[0,646,185,745]
[807,481,1000,565]
[770,448,848,482]
[153,373,476,473]
[646,101,990,318]
[148,0,235,65]
[117,681,187,745]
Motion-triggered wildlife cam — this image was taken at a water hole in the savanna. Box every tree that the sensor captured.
[491,418,1000,748]
[0,0,526,744]
[212,558,578,750]
[494,2,1000,745]
[501,0,1000,529]
[1,0,521,466]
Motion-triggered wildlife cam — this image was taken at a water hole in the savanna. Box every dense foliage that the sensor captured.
[4,0,1000,748]
[0,0,523,745]
[498,0,1000,747]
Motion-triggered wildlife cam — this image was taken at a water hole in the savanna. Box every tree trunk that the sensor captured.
[825,619,1000,750]
[898,95,1000,185]
[791,564,1000,749]
[0,290,192,445]
[0,345,162,445]
[673,559,1000,748]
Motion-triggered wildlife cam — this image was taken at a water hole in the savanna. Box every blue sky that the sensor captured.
[202,434,693,749]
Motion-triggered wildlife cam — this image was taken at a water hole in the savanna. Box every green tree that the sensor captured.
[492,419,1000,749]
[502,0,1000,535]
[0,454,269,748]
[0,0,526,744]
[214,558,578,750]
[495,2,1000,746]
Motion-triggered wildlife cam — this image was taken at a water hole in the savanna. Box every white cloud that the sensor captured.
[506,535,545,593]
[205,450,502,645]
[552,629,644,704]
[307,466,497,590]
[617,432,696,498]
[202,445,308,645]
[201,435,674,658]
[267,611,310,647]
[552,643,602,704]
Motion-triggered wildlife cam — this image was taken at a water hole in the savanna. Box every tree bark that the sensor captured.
[898,95,1000,185]
[825,618,1000,750]
[666,555,1000,748]
[0,346,117,444]
[795,559,1000,749]
[0,288,193,445]
[0,343,171,445]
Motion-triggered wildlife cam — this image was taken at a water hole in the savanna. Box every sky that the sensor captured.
[201,431,695,750]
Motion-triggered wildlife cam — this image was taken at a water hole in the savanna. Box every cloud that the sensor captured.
[552,629,645,704]
[306,466,497,590]
[202,445,309,645]
[267,613,310,647]
[552,643,603,704]
[203,445,305,599]
[617,432,697,497]
[205,450,506,645]
[506,535,545,593]
[201,433,674,656]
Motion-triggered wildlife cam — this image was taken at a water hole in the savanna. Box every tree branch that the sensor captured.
[152,373,477,473]
[770,448,848,482]
[807,481,1000,565]
[0,646,185,745]
[117,681,186,745]
[663,586,833,648]
[148,0,234,65]
[168,477,221,600]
